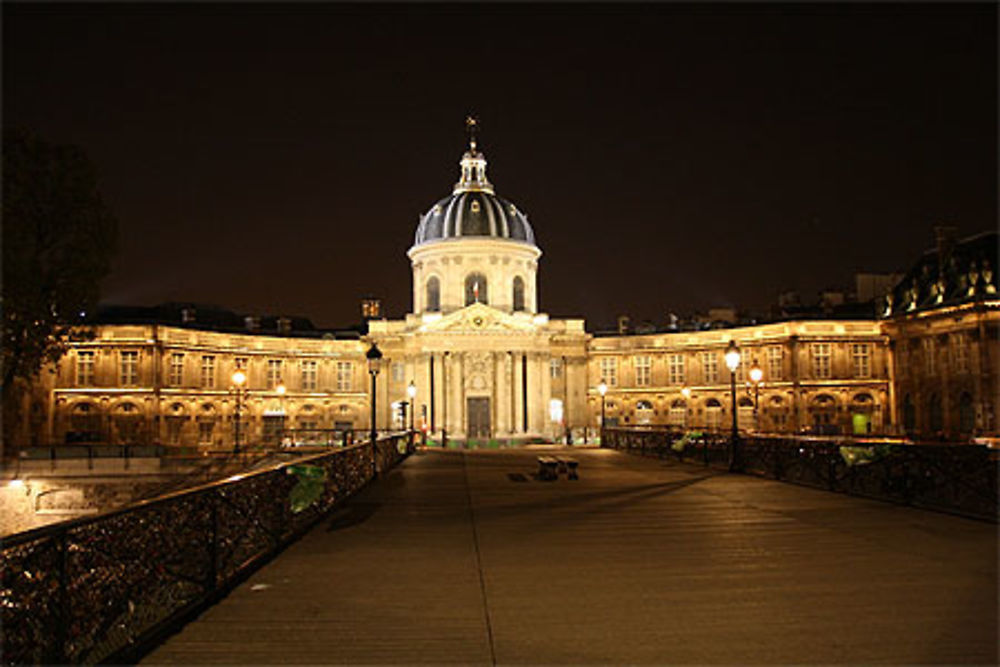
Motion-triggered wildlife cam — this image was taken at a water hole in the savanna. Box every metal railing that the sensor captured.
[1,433,412,665]
[601,428,999,522]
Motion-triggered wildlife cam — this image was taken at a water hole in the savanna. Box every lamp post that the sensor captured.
[598,381,608,445]
[231,369,248,456]
[407,380,417,436]
[724,340,743,472]
[366,342,383,476]
[275,379,287,447]
[748,359,763,432]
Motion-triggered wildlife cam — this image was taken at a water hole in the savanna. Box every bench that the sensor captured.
[537,455,579,481]
[537,455,559,481]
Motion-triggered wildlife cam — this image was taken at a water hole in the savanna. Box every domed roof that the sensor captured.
[413,125,536,248]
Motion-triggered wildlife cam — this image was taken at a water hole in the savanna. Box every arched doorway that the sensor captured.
[704,398,723,432]
[851,393,875,435]
[958,393,975,435]
[808,394,837,435]
[668,399,687,428]
[635,400,654,425]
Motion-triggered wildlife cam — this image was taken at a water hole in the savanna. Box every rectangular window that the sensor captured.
[923,339,935,376]
[77,350,95,386]
[198,420,215,445]
[120,350,139,386]
[336,361,353,392]
[812,344,831,379]
[301,360,318,391]
[767,346,783,381]
[391,361,405,384]
[234,356,248,370]
[634,356,651,386]
[201,355,216,388]
[952,334,968,373]
[851,343,871,379]
[267,359,283,388]
[667,354,685,385]
[169,353,184,387]
[702,352,718,384]
[550,358,562,379]
[600,358,618,387]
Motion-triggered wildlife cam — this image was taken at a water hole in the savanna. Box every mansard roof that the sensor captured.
[882,231,998,318]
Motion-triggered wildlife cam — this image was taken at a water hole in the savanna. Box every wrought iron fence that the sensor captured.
[1,433,412,665]
[601,428,998,521]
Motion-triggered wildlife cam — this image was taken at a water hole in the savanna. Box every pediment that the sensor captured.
[421,303,537,333]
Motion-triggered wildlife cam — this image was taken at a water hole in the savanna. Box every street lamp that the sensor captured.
[275,379,287,448]
[748,359,763,432]
[231,369,248,456]
[598,381,608,445]
[366,342,383,476]
[724,340,743,472]
[407,381,417,433]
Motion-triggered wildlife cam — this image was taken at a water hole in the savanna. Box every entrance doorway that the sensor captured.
[467,397,491,438]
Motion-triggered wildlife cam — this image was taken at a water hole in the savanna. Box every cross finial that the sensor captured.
[465,115,479,152]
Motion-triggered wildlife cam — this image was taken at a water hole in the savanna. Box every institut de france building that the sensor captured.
[14,132,999,450]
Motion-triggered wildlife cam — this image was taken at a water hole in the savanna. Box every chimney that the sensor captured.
[277,317,291,334]
[361,298,382,320]
[181,307,196,324]
[244,316,260,332]
[617,315,630,335]
[934,225,958,271]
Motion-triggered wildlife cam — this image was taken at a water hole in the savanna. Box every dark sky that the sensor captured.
[5,2,996,329]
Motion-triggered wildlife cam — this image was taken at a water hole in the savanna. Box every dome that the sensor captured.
[413,131,536,247]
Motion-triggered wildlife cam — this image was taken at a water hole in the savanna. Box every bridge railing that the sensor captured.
[1,433,412,665]
[601,428,998,522]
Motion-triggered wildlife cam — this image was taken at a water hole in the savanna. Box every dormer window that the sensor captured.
[470,200,481,213]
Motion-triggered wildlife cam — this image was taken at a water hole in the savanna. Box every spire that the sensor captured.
[466,115,479,153]
[454,115,494,194]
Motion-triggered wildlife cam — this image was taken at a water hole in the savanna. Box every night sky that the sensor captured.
[5,3,996,330]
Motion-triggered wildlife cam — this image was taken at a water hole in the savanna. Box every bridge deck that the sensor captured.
[143,448,997,665]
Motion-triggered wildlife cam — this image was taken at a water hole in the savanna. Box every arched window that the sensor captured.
[426,276,440,312]
[669,399,687,428]
[704,398,723,431]
[512,276,525,311]
[465,272,488,306]
[635,400,654,425]
[902,394,915,433]
[959,393,975,434]
[928,394,943,435]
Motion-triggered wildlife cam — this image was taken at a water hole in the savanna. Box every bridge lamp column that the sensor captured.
[366,342,383,476]
[407,380,417,432]
[748,359,763,433]
[231,369,248,457]
[724,340,743,473]
[275,380,287,447]
[598,381,608,445]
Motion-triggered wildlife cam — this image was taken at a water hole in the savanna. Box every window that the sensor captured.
[952,334,969,373]
[336,361,353,392]
[600,357,618,387]
[635,356,651,386]
[512,276,525,311]
[464,272,488,306]
[702,352,719,384]
[198,421,215,445]
[391,361,405,384]
[767,346,783,381]
[201,355,216,388]
[120,351,138,386]
[668,399,687,427]
[426,276,440,312]
[267,359,283,388]
[301,360,318,391]
[77,351,95,386]
[851,343,871,378]
[923,338,935,376]
[234,356,248,370]
[667,354,685,385]
[169,353,184,386]
[550,358,562,379]
[811,344,831,379]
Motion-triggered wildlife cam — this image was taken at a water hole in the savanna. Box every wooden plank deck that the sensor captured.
[143,448,998,665]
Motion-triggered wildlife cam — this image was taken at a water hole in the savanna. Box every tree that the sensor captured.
[2,128,118,452]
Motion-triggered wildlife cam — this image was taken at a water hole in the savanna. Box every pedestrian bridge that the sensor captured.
[4,442,997,664]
